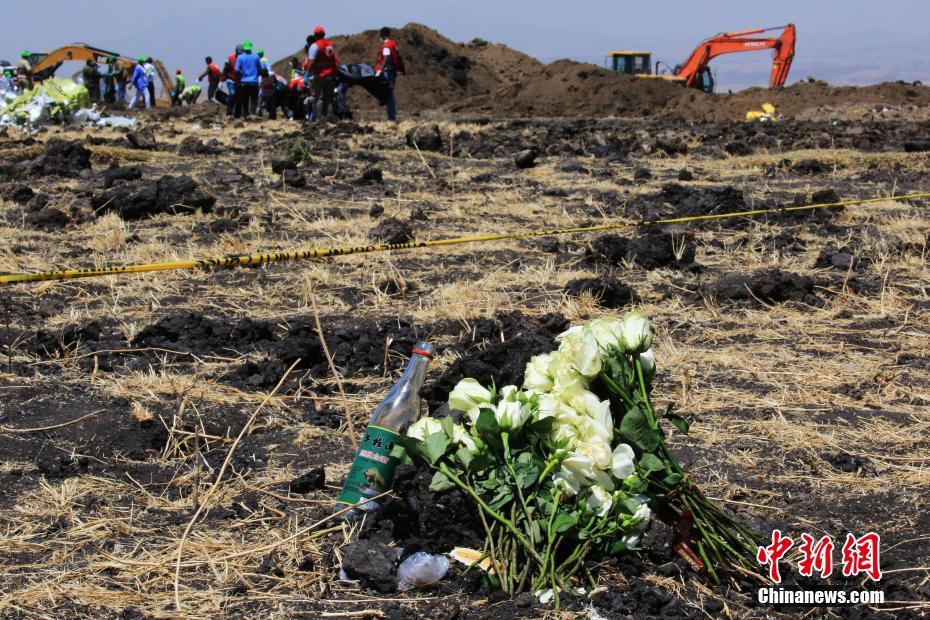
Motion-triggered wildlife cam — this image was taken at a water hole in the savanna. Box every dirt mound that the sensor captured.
[459,59,691,118]
[709,269,817,305]
[29,139,92,177]
[276,24,930,120]
[275,23,541,115]
[587,231,697,270]
[91,175,216,220]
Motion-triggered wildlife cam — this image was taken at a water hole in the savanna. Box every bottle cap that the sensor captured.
[412,341,436,359]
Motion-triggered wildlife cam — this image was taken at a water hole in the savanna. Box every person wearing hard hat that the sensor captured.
[0,69,15,96]
[180,84,202,105]
[258,49,271,73]
[82,59,102,103]
[15,51,32,92]
[306,25,339,120]
[102,56,117,103]
[234,39,261,118]
[172,69,186,106]
[128,57,151,109]
[374,27,408,121]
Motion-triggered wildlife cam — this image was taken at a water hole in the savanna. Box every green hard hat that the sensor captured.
[137,56,146,63]
[242,39,253,51]
[21,51,30,58]
[258,49,265,56]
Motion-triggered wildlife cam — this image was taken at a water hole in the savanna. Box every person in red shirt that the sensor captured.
[374,27,408,121]
[198,56,222,104]
[306,25,339,120]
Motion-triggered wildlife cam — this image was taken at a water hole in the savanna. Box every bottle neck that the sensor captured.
[370,342,435,430]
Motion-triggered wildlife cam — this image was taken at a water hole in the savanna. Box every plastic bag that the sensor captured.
[395,552,449,591]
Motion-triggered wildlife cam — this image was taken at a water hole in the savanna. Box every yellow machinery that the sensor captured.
[606,51,685,83]
[27,43,174,106]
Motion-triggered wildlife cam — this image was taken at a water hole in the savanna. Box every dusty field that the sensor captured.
[0,106,929,619]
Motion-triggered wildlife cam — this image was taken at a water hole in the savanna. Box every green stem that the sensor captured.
[503,433,536,545]
[438,463,548,571]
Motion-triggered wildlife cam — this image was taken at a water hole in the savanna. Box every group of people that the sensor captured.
[77,56,202,109]
[5,25,408,120]
[209,25,407,121]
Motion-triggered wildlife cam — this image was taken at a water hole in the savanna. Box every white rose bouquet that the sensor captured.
[395,311,760,605]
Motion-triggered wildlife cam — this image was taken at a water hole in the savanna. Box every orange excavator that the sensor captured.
[608,24,796,93]
[26,43,174,105]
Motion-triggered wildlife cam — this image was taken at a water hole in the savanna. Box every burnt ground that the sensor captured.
[0,106,928,618]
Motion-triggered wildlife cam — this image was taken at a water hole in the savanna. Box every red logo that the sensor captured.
[841,533,882,581]
[757,531,882,583]
[757,529,794,583]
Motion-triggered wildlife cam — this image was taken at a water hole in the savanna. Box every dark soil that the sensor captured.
[90,175,216,219]
[709,269,818,305]
[564,276,639,308]
[588,231,697,270]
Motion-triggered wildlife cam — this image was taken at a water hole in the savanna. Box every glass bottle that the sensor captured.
[335,341,435,519]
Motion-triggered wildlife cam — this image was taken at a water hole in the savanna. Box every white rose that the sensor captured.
[495,398,532,432]
[450,423,479,454]
[448,378,492,414]
[407,417,444,441]
[633,501,652,525]
[611,443,635,479]
[621,534,641,548]
[553,454,595,495]
[568,391,613,441]
[572,436,613,470]
[557,328,602,378]
[536,393,577,421]
[587,317,625,352]
[619,311,653,354]
[639,348,656,381]
[523,353,555,392]
[549,354,589,402]
[586,484,614,517]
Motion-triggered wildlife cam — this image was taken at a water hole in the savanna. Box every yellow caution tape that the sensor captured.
[1,192,927,287]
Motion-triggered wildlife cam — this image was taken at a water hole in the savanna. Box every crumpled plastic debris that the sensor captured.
[395,552,450,591]
[96,115,137,128]
[0,79,90,128]
[746,102,777,122]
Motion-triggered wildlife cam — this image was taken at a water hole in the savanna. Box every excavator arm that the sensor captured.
[29,44,175,106]
[675,24,796,92]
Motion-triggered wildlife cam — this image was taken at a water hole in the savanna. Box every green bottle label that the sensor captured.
[337,425,401,508]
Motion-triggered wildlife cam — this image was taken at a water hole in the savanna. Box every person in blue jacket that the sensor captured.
[234,39,261,118]
[128,57,151,109]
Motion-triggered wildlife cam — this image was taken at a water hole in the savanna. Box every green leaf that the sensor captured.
[529,415,554,437]
[662,472,684,488]
[429,470,454,492]
[440,415,455,438]
[390,443,414,466]
[553,512,578,533]
[475,408,502,450]
[638,452,665,474]
[619,406,661,453]
[467,452,494,474]
[455,445,473,468]
[423,432,450,465]
[667,413,689,435]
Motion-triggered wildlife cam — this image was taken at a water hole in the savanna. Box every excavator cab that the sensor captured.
[607,51,652,75]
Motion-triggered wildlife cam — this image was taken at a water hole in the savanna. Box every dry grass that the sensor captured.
[0,114,928,618]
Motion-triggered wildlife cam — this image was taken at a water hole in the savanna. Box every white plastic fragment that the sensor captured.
[395,552,450,591]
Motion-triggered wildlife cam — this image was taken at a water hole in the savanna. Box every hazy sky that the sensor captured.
[5,0,929,92]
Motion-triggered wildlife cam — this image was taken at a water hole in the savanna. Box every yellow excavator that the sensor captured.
[25,43,174,105]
